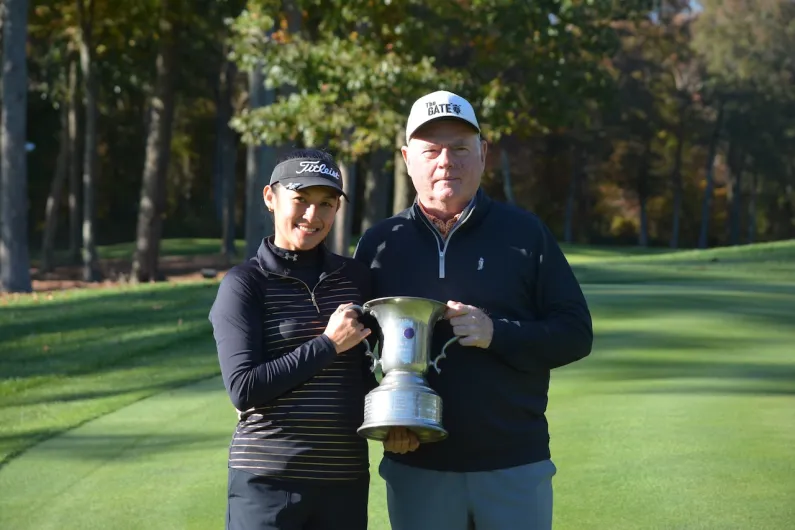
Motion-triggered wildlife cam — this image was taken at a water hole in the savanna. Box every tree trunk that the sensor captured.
[131,5,179,282]
[40,101,70,273]
[500,148,515,205]
[637,142,651,248]
[67,54,82,264]
[77,0,101,282]
[212,71,225,224]
[218,53,238,261]
[563,143,578,244]
[243,62,276,259]
[697,101,725,249]
[728,145,744,246]
[392,129,413,214]
[243,5,298,259]
[669,101,686,249]
[361,149,391,233]
[330,161,356,256]
[221,133,237,262]
[748,173,758,244]
[0,0,32,292]
[781,183,795,240]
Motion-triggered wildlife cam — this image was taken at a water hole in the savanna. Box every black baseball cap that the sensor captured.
[269,156,348,200]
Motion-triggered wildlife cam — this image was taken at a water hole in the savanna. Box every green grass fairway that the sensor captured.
[30,238,247,264]
[2,240,794,529]
[0,281,223,466]
[572,239,795,284]
[0,376,391,530]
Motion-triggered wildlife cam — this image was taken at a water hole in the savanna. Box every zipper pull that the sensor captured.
[311,292,320,313]
[439,251,445,279]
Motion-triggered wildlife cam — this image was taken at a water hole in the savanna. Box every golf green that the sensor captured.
[1,280,793,529]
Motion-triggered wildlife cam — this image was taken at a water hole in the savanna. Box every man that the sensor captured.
[353,90,593,530]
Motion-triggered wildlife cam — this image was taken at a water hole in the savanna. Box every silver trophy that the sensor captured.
[351,296,459,443]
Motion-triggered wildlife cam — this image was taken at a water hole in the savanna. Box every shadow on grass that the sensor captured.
[0,376,223,409]
[573,261,795,286]
[579,356,795,396]
[0,326,215,381]
[592,329,784,354]
[0,282,222,380]
[619,385,795,396]
[0,282,219,339]
[0,431,226,461]
[585,287,795,330]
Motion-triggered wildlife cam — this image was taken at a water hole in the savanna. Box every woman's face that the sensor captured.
[263,184,341,251]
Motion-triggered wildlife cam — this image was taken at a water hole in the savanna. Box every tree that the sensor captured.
[654,6,700,248]
[1,0,32,293]
[229,1,447,251]
[691,0,795,246]
[131,0,181,282]
[76,0,102,281]
[40,54,79,273]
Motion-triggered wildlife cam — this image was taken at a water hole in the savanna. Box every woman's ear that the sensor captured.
[263,185,276,212]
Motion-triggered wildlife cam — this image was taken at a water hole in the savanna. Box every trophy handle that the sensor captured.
[347,304,381,373]
[430,336,460,375]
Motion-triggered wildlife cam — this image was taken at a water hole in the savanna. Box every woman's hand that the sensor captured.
[324,304,371,354]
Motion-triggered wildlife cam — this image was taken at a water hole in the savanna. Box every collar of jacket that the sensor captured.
[409,187,492,232]
[254,237,346,279]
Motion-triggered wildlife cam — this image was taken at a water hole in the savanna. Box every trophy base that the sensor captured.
[357,421,448,443]
[357,372,447,443]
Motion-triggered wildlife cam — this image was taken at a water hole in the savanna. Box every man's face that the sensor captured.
[402,119,487,211]
[263,184,341,251]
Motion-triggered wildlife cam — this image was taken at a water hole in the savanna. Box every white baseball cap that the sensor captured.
[405,90,480,143]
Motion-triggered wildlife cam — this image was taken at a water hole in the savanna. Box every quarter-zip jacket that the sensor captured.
[209,239,378,482]
[353,188,593,472]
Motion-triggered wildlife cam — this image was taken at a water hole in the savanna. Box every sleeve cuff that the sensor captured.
[316,333,339,357]
[489,317,521,354]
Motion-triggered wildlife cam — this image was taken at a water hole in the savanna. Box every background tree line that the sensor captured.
[1,0,794,292]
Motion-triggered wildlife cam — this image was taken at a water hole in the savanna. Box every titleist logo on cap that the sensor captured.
[296,161,340,180]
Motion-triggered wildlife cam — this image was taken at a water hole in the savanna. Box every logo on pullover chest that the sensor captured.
[477,257,484,270]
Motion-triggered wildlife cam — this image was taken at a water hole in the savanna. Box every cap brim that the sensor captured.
[275,176,349,200]
[408,116,480,142]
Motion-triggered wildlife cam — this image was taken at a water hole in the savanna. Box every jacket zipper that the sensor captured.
[258,263,345,313]
[417,206,474,279]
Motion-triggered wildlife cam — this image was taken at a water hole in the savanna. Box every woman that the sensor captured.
[209,148,378,530]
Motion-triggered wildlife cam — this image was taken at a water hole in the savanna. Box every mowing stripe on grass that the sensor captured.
[2,241,793,529]
[0,376,392,530]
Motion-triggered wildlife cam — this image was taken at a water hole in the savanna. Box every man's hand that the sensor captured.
[383,427,420,454]
[445,301,494,348]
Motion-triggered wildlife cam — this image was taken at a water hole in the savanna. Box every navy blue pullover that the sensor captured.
[353,188,593,472]
[209,238,378,482]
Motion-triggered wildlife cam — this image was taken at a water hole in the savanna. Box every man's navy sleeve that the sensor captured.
[488,221,593,371]
[209,267,337,411]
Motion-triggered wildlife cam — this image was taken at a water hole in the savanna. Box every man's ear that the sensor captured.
[401,145,410,171]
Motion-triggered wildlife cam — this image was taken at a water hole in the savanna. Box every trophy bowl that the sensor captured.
[351,296,458,443]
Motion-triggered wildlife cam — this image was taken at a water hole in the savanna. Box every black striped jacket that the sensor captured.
[209,239,377,482]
